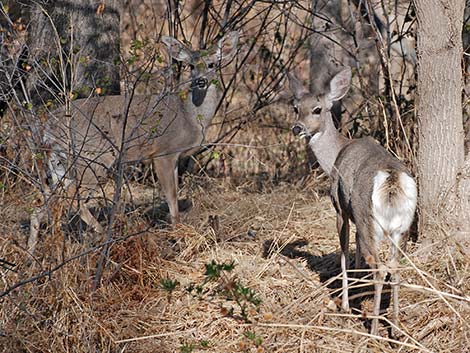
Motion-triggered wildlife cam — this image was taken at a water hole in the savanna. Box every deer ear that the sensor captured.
[214,31,239,62]
[327,68,351,102]
[287,71,309,100]
[162,36,193,63]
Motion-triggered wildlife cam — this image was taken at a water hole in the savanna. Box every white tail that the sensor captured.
[28,31,239,252]
[288,68,417,335]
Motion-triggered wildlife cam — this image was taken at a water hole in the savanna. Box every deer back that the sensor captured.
[330,136,416,252]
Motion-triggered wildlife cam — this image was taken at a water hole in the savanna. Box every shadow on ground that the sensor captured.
[262,238,393,334]
[21,198,193,236]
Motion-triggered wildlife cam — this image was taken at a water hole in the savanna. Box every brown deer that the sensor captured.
[28,31,239,252]
[288,68,417,335]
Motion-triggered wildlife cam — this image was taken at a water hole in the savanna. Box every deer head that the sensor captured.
[162,31,239,107]
[289,68,351,142]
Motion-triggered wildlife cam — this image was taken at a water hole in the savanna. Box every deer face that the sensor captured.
[187,53,218,107]
[291,93,325,139]
[288,68,352,141]
[162,31,239,107]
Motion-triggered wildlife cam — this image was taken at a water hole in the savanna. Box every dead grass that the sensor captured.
[0,176,469,353]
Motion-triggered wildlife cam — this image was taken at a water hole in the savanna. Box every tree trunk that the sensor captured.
[27,0,121,103]
[413,0,470,236]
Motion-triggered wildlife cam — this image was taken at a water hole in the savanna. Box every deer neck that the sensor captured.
[187,83,222,129]
[309,112,349,176]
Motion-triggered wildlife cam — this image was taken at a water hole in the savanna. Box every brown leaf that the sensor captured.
[96,3,105,15]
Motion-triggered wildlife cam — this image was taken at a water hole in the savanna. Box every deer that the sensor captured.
[28,31,239,253]
[288,67,417,335]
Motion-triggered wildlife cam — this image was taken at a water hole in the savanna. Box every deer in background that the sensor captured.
[28,31,239,252]
[288,68,417,335]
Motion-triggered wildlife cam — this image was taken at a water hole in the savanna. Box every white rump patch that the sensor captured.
[372,170,417,246]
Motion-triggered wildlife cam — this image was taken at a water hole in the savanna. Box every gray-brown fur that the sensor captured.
[28,32,239,252]
[331,137,410,221]
[288,68,417,335]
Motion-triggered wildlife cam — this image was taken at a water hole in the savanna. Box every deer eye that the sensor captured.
[312,106,322,115]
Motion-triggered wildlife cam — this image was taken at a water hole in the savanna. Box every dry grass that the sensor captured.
[0,175,469,353]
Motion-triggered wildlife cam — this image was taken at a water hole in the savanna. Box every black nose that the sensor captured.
[292,125,302,136]
[191,77,208,90]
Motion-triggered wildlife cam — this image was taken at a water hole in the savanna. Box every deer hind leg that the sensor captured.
[337,211,350,312]
[361,233,385,336]
[153,155,180,224]
[67,182,104,234]
[76,202,103,233]
[390,231,402,336]
[362,246,387,336]
[355,235,362,269]
[370,262,387,335]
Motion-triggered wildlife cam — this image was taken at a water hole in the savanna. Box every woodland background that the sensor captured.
[0,0,469,352]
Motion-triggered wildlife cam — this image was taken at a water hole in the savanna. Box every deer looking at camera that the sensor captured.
[288,68,417,335]
[28,31,239,252]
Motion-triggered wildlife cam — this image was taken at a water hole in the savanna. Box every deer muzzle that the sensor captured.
[190,77,209,107]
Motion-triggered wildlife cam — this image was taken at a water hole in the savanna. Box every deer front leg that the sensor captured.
[337,211,350,312]
[29,205,46,253]
[153,156,180,224]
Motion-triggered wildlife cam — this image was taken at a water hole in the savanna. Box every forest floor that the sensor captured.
[0,175,469,353]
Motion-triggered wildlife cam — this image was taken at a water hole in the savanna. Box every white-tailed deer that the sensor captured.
[28,31,239,252]
[288,68,417,335]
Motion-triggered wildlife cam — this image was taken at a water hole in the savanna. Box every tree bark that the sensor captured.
[27,0,121,103]
[413,0,470,236]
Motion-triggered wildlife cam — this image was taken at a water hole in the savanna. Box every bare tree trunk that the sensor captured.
[414,0,470,236]
[463,4,470,154]
[27,0,121,103]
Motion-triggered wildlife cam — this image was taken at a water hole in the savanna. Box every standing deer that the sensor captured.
[28,31,239,252]
[288,68,417,335]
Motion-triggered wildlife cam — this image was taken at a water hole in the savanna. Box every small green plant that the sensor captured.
[160,277,179,303]
[179,343,195,353]
[180,343,196,353]
[244,331,263,347]
[186,260,261,322]
[204,260,236,280]
[179,340,210,352]
[159,277,179,292]
[33,152,44,160]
